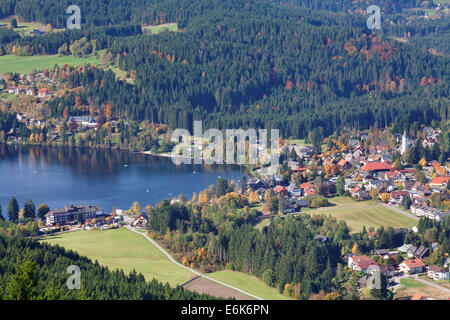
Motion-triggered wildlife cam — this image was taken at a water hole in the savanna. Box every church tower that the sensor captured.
[400,130,409,155]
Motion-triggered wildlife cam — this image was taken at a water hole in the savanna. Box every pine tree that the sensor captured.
[24,198,36,220]
[6,259,40,300]
[7,196,19,222]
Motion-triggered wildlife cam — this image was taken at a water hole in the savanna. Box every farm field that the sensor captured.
[206,270,291,300]
[303,196,418,232]
[0,54,101,74]
[40,228,194,286]
[395,282,450,300]
[183,277,253,300]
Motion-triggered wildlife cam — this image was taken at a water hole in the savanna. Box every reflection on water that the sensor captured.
[0,145,243,215]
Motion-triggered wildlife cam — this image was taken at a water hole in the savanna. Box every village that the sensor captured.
[35,123,450,300]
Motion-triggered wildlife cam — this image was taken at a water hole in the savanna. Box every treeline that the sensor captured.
[0,232,218,300]
[54,8,449,138]
[2,24,142,56]
[147,189,346,299]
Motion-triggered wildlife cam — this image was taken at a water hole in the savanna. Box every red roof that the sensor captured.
[338,159,349,167]
[361,162,392,172]
[351,255,377,270]
[38,88,48,93]
[402,259,425,269]
[430,177,450,186]
[390,191,410,199]
[273,185,287,193]
[305,188,315,196]
[300,182,314,190]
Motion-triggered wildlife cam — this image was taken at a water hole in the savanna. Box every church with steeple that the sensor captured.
[400,130,409,155]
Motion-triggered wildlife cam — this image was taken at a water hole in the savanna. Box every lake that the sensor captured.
[0,145,244,216]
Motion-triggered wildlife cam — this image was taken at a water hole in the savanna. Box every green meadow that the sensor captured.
[0,54,101,74]
[40,228,194,286]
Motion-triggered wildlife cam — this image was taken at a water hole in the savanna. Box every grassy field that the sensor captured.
[400,278,426,288]
[0,54,101,74]
[144,23,178,34]
[0,20,64,36]
[40,228,194,286]
[207,270,290,300]
[303,196,417,232]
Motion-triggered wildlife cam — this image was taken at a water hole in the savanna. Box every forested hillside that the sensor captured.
[0,0,449,138]
[0,229,217,300]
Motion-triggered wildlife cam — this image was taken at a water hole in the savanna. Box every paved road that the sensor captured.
[380,203,419,221]
[126,226,264,300]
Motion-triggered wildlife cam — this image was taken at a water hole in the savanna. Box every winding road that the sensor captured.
[126,226,264,300]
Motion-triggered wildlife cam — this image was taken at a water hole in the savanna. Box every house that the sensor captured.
[348,255,378,273]
[30,29,45,36]
[361,162,392,173]
[390,190,410,205]
[407,245,429,259]
[371,249,389,256]
[37,88,48,97]
[427,265,449,281]
[399,258,425,274]
[338,159,351,170]
[273,185,288,196]
[379,264,396,277]
[133,212,149,228]
[287,183,302,197]
[247,178,267,190]
[351,186,370,200]
[429,176,450,188]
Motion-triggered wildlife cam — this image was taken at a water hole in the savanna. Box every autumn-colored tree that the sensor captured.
[369,188,378,201]
[380,193,390,203]
[351,243,359,254]
[248,190,259,204]
[62,107,69,120]
[130,201,141,215]
[419,157,428,167]
[105,103,113,120]
[46,24,53,33]
[324,292,342,300]
[198,191,209,204]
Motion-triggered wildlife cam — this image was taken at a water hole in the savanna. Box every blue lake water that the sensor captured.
[0,145,244,216]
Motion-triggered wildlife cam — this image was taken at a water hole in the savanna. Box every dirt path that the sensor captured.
[126,226,263,300]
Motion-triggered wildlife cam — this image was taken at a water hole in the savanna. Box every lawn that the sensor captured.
[400,278,425,288]
[303,196,417,232]
[40,228,194,286]
[0,54,101,74]
[206,270,291,300]
[144,23,178,34]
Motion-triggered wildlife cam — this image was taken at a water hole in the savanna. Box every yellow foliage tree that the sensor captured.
[381,193,390,203]
[419,158,428,167]
[351,243,358,254]
[198,191,209,204]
